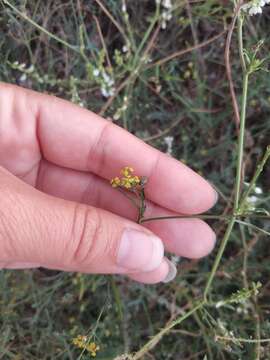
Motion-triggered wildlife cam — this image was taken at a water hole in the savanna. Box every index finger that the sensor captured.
[2,83,217,214]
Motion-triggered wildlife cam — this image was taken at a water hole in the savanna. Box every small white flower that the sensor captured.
[101,87,109,97]
[249,5,262,15]
[108,78,114,87]
[242,0,270,15]
[254,186,263,194]
[161,20,167,29]
[166,12,172,21]
[102,72,114,86]
[101,86,115,98]
[108,87,115,96]
[215,301,224,309]
[122,45,128,53]
[121,2,127,13]
[247,195,258,204]
[164,136,174,155]
[93,68,100,77]
[163,0,172,9]
[236,305,249,315]
[162,11,172,20]
[102,72,110,83]
[162,13,166,19]
[19,73,27,82]
[161,10,172,29]
[27,64,35,73]
[160,0,173,30]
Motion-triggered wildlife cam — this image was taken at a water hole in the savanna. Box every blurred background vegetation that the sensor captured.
[0,0,270,359]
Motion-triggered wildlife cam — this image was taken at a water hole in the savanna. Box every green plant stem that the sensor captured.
[238,145,270,212]
[132,301,205,360]
[110,278,123,321]
[140,213,270,224]
[132,4,160,66]
[244,214,270,220]
[137,189,146,223]
[234,71,249,212]
[203,17,250,300]
[140,214,228,223]
[238,15,246,72]
[203,216,236,301]
[117,188,140,210]
[126,15,269,355]
[3,0,79,53]
[236,220,270,237]
[215,336,270,344]
[94,0,129,47]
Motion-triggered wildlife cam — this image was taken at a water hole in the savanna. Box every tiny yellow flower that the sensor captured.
[87,342,100,357]
[111,167,142,190]
[72,336,100,357]
[121,166,134,177]
[111,176,121,187]
[133,175,140,184]
[123,180,132,189]
[72,334,88,348]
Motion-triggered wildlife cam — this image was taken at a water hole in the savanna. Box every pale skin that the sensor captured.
[0,83,217,284]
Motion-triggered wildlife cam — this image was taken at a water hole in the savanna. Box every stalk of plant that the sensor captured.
[110,4,270,359]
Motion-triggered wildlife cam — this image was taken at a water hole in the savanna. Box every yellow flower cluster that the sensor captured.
[72,335,100,357]
[111,166,141,190]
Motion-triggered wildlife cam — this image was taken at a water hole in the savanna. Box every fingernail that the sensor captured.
[162,259,177,283]
[117,229,164,272]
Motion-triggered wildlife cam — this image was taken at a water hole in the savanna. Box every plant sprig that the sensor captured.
[110,2,270,358]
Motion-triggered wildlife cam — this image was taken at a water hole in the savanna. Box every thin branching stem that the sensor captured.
[140,213,270,224]
[3,0,79,53]
[215,336,270,344]
[234,72,249,211]
[140,214,228,223]
[239,146,270,212]
[203,217,236,300]
[238,15,246,72]
[130,8,270,356]
[203,20,250,300]
[236,220,270,237]
[132,301,205,360]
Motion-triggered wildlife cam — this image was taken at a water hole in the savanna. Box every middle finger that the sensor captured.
[37,160,216,259]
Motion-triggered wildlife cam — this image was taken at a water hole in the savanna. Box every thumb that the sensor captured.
[0,167,166,278]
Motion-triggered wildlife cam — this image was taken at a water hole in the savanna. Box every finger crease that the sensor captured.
[86,121,113,176]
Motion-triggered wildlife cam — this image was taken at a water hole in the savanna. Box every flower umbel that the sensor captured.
[72,335,100,357]
[110,167,147,222]
[111,166,142,190]
[242,0,270,16]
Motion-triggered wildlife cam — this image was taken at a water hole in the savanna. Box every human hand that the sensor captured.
[0,83,217,284]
